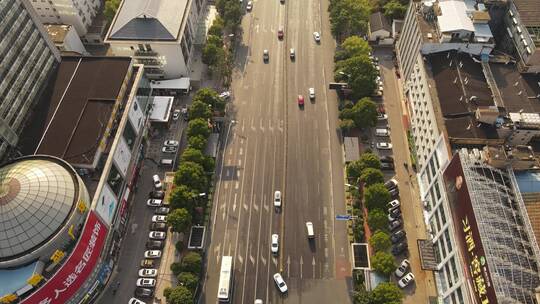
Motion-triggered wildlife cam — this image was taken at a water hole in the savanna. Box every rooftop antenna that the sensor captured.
[518,91,523,95]
[467,123,472,130]
[447,52,450,59]
[464,77,469,85]
[514,81,519,86]
[459,61,463,68]
[454,77,458,84]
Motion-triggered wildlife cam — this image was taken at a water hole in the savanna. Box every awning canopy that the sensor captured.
[151,77,190,90]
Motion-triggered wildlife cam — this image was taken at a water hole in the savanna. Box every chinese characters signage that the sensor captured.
[21,212,108,304]
[443,154,497,304]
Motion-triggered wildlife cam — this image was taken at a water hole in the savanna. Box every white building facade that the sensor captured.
[29,0,100,36]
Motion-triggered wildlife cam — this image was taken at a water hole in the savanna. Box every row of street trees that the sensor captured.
[163,88,226,304]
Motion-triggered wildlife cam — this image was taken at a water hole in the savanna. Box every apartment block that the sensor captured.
[29,0,100,36]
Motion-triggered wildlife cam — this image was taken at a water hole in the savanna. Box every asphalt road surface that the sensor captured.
[200,0,352,301]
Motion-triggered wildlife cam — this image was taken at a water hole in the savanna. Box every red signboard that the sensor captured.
[22,211,108,304]
[443,154,497,304]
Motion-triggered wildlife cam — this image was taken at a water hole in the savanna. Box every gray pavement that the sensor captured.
[200,0,352,302]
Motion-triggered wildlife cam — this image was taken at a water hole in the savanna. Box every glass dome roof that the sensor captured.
[0,159,77,260]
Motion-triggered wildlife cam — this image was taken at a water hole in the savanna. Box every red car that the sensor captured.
[278,29,284,40]
[297,95,305,107]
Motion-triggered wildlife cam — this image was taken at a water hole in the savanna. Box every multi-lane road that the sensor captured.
[200,0,352,301]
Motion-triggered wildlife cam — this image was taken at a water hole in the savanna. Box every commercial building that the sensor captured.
[105,0,207,79]
[29,0,101,36]
[44,24,88,55]
[504,0,540,73]
[3,56,154,303]
[0,0,61,161]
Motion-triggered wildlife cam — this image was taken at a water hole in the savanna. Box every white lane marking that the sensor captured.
[300,256,304,279]
[233,193,237,212]
[251,117,256,130]
[250,254,255,264]
[253,203,259,211]
[239,147,244,155]
[235,181,239,189]
[312,257,316,279]
[261,255,266,265]
[215,243,221,265]
[242,120,245,133]
[259,119,265,131]
[224,183,228,190]
[286,255,291,277]
[238,255,243,264]
[268,119,273,131]
[238,159,242,166]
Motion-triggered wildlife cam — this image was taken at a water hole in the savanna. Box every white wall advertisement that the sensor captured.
[95,183,118,226]
[128,97,144,134]
[113,136,131,177]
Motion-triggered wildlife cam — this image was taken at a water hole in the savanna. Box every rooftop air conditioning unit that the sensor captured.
[512,17,518,25]
[509,10,514,17]
[526,47,532,54]
[523,39,528,47]
[516,26,522,34]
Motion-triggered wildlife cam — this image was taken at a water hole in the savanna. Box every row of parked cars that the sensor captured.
[130,176,171,303]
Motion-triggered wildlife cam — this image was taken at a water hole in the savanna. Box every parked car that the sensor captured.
[308,88,315,99]
[172,109,181,121]
[387,199,400,212]
[395,259,410,277]
[149,190,165,199]
[297,95,305,107]
[255,300,263,304]
[140,259,155,268]
[389,187,399,199]
[150,222,167,231]
[391,230,406,244]
[388,218,403,231]
[181,105,188,120]
[147,199,163,207]
[385,178,398,190]
[392,241,408,255]
[163,140,179,147]
[381,162,395,170]
[273,273,288,293]
[313,31,320,42]
[155,207,170,215]
[274,190,282,208]
[219,91,231,100]
[152,215,167,223]
[129,298,146,304]
[134,287,154,298]
[278,28,284,39]
[377,113,388,120]
[152,175,162,189]
[144,250,162,259]
[398,272,415,288]
[138,268,158,278]
[263,50,269,62]
[136,278,156,288]
[388,208,401,221]
[162,146,177,153]
[149,231,166,240]
[271,234,279,254]
[146,240,164,250]
[290,48,295,59]
[246,1,253,11]
[380,156,394,163]
[376,142,393,150]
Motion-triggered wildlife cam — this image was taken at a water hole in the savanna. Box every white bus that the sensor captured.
[217,256,233,302]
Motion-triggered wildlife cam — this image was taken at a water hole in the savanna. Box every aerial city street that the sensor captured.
[0,0,540,304]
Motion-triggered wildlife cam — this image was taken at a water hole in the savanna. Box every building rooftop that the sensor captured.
[513,0,540,27]
[108,0,188,40]
[437,0,474,33]
[149,96,173,122]
[489,62,540,113]
[369,12,391,33]
[18,56,131,165]
[44,24,71,44]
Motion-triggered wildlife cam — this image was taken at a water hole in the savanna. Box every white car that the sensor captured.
[246,1,252,10]
[128,298,146,304]
[163,140,179,147]
[274,190,282,208]
[313,32,321,42]
[377,113,388,120]
[376,142,393,150]
[219,91,231,100]
[308,88,315,99]
[254,300,263,304]
[271,234,279,254]
[146,199,163,207]
[144,250,162,259]
[138,268,158,278]
[149,231,166,240]
[273,273,288,293]
[136,278,156,288]
[395,259,410,277]
[172,109,181,121]
[152,215,167,223]
[162,146,177,153]
[398,272,415,288]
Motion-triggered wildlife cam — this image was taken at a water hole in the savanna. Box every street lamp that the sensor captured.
[339,71,351,79]
[345,183,359,190]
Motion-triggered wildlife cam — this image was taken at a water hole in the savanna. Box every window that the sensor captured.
[456,287,464,304]
[434,181,441,200]
[444,229,452,254]
[450,257,459,284]
[145,44,152,51]
[435,211,441,232]
[107,165,124,196]
[445,264,453,287]
[440,206,447,225]
[138,44,144,51]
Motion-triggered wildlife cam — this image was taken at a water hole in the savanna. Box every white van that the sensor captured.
[306,222,314,238]
[152,175,162,189]
[160,159,173,166]
[376,128,390,137]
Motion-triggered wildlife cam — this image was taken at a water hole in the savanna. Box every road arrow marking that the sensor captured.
[238,255,243,264]
[251,118,256,130]
[232,193,237,212]
[268,120,273,131]
[259,119,265,131]
[261,255,266,265]
[131,223,138,234]
[250,254,255,264]
[300,256,303,279]
[278,120,284,132]
[253,203,259,211]
[312,257,316,279]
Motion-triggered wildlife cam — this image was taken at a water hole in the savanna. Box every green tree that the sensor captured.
[170,262,182,276]
[181,252,202,274]
[369,230,392,252]
[339,119,356,133]
[383,0,407,20]
[188,135,208,150]
[367,209,388,232]
[202,43,222,66]
[329,0,371,39]
[370,282,403,304]
[222,1,243,31]
[347,152,381,180]
[174,161,208,193]
[352,98,378,129]
[177,272,199,292]
[167,208,192,233]
[181,148,215,172]
[165,285,193,304]
[208,17,224,36]
[371,251,396,276]
[207,34,223,48]
[169,184,198,212]
[352,288,371,304]
[360,168,384,186]
[337,35,371,61]
[187,118,211,139]
[189,100,212,121]
[194,88,225,112]
[103,0,121,22]
[335,55,377,100]
[364,183,391,211]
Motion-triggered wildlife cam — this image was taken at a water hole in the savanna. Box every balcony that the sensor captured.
[133,50,159,58]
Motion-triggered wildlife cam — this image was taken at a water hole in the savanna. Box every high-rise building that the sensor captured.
[29,0,100,36]
[0,0,61,160]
